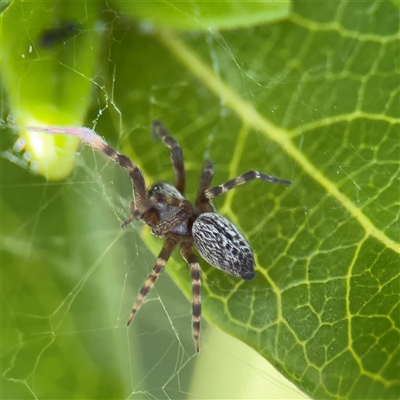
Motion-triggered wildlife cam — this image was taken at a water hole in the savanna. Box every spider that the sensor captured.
[28,121,291,352]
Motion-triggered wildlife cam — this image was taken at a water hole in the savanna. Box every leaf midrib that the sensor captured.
[156,29,399,254]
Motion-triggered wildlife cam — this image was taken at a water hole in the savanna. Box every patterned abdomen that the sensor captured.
[192,213,255,280]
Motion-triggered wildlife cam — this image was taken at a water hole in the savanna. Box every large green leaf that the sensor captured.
[2,1,399,399]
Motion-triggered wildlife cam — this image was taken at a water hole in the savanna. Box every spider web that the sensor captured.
[2,2,399,400]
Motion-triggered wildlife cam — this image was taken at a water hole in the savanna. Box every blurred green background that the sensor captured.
[1,1,399,399]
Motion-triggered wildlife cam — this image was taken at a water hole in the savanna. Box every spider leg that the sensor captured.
[27,126,148,213]
[204,170,291,200]
[127,235,178,326]
[121,214,135,228]
[121,201,137,228]
[197,160,214,193]
[195,160,215,212]
[180,242,202,353]
[152,120,186,194]
[121,201,160,230]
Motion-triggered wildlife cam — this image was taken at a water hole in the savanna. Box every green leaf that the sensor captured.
[111,0,290,31]
[2,1,399,399]
[1,1,101,179]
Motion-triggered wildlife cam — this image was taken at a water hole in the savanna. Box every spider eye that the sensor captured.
[192,213,255,280]
[148,184,161,197]
[149,185,158,195]
[148,182,185,200]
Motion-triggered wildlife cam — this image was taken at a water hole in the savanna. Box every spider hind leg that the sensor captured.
[180,242,202,353]
[127,235,178,325]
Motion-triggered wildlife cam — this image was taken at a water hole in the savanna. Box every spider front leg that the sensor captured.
[121,202,160,230]
[121,202,137,228]
[27,125,149,215]
[204,170,291,200]
[127,235,178,326]
[180,242,202,353]
[152,120,186,195]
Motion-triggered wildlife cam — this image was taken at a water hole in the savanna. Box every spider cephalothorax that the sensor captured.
[28,121,291,352]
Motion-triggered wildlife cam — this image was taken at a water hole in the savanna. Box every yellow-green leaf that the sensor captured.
[111,0,291,31]
[1,1,101,179]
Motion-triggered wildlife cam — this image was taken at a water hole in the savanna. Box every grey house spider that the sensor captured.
[28,121,291,352]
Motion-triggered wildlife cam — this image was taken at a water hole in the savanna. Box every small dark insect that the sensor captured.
[40,22,81,48]
[27,121,291,352]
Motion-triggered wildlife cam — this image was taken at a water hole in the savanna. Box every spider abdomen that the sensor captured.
[192,213,255,280]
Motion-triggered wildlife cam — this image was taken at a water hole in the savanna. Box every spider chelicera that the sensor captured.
[28,121,291,352]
